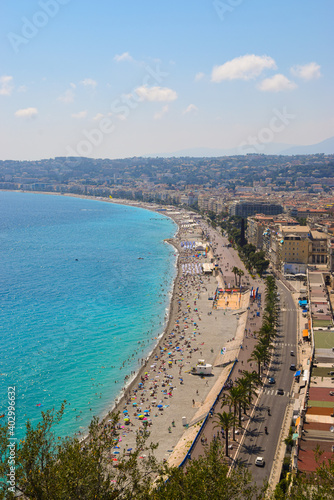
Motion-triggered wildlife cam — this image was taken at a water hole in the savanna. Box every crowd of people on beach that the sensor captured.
[106,228,227,461]
[100,218,259,466]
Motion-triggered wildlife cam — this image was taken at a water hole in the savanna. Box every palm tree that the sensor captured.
[257,334,274,352]
[235,377,255,421]
[237,269,244,288]
[232,266,239,288]
[241,370,262,406]
[248,344,270,377]
[213,411,236,457]
[225,386,243,440]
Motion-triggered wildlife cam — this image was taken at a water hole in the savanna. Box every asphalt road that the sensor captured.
[235,280,297,486]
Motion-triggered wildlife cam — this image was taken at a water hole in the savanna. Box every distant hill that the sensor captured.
[151,142,292,158]
[149,136,334,158]
[280,136,334,155]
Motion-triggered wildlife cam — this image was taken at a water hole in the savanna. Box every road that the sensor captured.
[235,280,297,486]
[185,224,298,488]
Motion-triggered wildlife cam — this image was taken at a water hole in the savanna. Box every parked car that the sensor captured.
[268,377,275,384]
[277,388,284,395]
[290,364,296,371]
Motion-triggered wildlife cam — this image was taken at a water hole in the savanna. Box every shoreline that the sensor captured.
[97,226,181,430]
[3,189,245,464]
[2,189,183,438]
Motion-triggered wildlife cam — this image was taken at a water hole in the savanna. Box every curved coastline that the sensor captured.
[4,190,244,466]
[3,190,181,441]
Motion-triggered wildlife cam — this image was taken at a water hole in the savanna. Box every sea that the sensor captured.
[0,191,177,440]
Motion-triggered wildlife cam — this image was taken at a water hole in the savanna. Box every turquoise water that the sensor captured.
[0,192,177,439]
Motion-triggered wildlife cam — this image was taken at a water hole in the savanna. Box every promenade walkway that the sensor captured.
[168,224,267,467]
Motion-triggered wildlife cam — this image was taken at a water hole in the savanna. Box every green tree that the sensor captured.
[248,344,270,378]
[213,412,236,457]
[241,370,263,406]
[235,376,257,419]
[152,440,261,500]
[225,387,244,441]
[232,266,239,288]
[0,405,163,500]
[237,269,244,287]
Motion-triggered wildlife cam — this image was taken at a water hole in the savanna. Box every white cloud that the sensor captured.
[291,62,321,80]
[211,54,276,82]
[80,78,97,88]
[182,104,198,115]
[15,107,38,119]
[93,113,104,121]
[17,85,27,93]
[258,74,297,92]
[71,110,87,119]
[195,72,205,81]
[58,89,75,103]
[135,85,177,102]
[70,82,76,89]
[154,105,169,120]
[0,75,14,96]
[114,52,133,62]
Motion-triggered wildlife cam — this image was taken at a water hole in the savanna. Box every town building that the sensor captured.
[229,200,283,217]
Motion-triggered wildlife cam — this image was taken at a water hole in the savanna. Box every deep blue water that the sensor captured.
[0,192,177,439]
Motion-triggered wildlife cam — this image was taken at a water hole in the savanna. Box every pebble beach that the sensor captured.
[101,203,250,466]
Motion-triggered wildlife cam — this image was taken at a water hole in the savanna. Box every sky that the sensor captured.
[1,0,333,160]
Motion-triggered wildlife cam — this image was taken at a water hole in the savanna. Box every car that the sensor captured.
[290,351,294,356]
[255,457,265,467]
[268,377,275,384]
[290,364,296,371]
[277,388,284,395]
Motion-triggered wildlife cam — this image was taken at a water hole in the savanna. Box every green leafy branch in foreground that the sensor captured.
[1,402,334,499]
[0,404,261,500]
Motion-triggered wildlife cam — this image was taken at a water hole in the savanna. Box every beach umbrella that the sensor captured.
[127,448,132,452]
[123,410,128,413]
[132,402,137,406]
[114,451,120,454]
[157,404,163,408]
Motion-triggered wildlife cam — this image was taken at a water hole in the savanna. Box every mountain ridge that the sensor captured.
[147,136,334,158]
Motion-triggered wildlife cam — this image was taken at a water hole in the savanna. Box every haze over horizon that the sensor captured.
[1,0,333,161]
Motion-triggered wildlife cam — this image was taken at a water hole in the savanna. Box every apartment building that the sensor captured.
[269,225,330,273]
[229,200,283,217]
[198,195,224,214]
[310,230,329,265]
[247,215,297,251]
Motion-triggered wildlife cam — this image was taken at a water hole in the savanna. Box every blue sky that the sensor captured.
[1,0,333,160]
